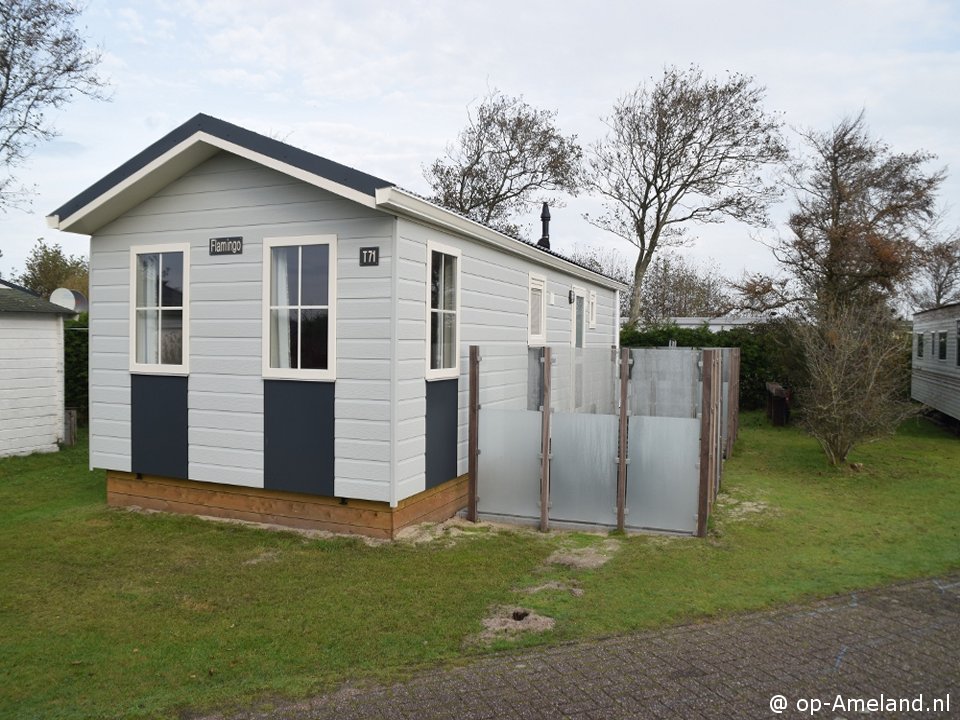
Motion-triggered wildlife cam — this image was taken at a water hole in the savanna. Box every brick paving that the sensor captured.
[218,574,960,719]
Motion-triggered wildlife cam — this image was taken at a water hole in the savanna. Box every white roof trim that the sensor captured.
[49,131,377,234]
[374,187,627,292]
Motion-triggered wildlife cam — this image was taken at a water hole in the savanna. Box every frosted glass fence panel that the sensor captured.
[476,408,542,520]
[720,348,733,454]
[476,344,534,410]
[625,416,700,534]
[549,413,619,526]
[629,348,701,418]
[551,345,617,414]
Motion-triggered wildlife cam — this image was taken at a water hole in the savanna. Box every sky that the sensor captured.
[2,0,959,286]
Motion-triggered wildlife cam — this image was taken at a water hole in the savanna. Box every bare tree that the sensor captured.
[738,112,944,312]
[737,113,943,464]
[635,252,734,326]
[586,65,787,327]
[910,229,960,310]
[0,0,108,210]
[424,89,582,237]
[794,301,913,465]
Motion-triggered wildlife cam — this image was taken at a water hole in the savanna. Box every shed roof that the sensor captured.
[913,301,960,317]
[47,114,626,291]
[0,279,74,315]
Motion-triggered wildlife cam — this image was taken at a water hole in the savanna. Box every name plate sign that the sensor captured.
[359,246,380,266]
[209,236,243,256]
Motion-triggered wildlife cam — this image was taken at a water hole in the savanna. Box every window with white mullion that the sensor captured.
[267,240,331,372]
[428,246,460,376]
[133,249,184,367]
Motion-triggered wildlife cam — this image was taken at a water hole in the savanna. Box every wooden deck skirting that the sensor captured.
[106,471,469,540]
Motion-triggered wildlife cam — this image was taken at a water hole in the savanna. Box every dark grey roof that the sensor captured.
[0,279,74,315]
[392,186,627,287]
[49,113,395,221]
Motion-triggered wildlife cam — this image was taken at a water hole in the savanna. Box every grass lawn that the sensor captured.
[1,414,958,719]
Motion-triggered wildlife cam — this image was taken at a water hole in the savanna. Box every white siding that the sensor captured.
[911,306,960,420]
[0,313,64,457]
[89,152,395,498]
[395,218,620,502]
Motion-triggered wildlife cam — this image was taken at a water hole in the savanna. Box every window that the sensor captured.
[262,236,337,380]
[916,333,924,358]
[528,274,546,345]
[588,290,597,329]
[938,331,948,360]
[427,242,460,379]
[130,244,189,373]
[957,322,960,367]
[571,287,585,349]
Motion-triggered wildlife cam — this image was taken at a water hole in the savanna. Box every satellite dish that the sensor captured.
[50,288,88,313]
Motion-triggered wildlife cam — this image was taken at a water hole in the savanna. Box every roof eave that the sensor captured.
[374,187,628,292]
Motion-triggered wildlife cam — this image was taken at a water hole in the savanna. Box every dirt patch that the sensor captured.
[477,606,555,643]
[521,580,584,597]
[546,539,621,569]
[716,496,777,522]
[395,516,518,545]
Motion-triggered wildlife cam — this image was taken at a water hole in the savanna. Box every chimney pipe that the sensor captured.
[536,202,551,249]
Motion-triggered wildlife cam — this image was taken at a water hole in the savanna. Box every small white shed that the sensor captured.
[48,114,625,538]
[0,279,73,457]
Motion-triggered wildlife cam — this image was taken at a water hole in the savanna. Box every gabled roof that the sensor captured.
[0,279,74,315]
[47,114,627,291]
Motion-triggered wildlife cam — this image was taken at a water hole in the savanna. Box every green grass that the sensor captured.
[2,416,959,719]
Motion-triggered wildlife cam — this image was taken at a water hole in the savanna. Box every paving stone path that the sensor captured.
[220,574,960,720]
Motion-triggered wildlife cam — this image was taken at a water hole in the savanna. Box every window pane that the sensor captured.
[939,332,947,359]
[271,246,299,306]
[161,252,184,307]
[442,254,457,310]
[430,251,442,310]
[575,296,585,348]
[442,311,457,368]
[300,244,329,306]
[430,311,439,369]
[300,309,329,369]
[160,309,183,364]
[270,308,298,369]
[136,309,159,364]
[136,254,160,307]
[530,287,543,336]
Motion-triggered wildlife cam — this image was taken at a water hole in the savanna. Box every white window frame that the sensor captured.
[425,240,461,381]
[262,235,338,381]
[588,290,597,329]
[129,243,190,375]
[528,273,547,346]
[570,285,587,348]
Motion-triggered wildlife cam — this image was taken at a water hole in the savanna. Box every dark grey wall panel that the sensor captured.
[131,374,188,479]
[263,380,334,496]
[425,378,458,489]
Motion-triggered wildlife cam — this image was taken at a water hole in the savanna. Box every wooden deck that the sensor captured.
[106,471,469,540]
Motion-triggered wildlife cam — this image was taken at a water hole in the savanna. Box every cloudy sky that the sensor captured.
[2,0,959,284]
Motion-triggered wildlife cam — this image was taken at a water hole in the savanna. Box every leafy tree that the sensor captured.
[737,113,943,464]
[15,238,87,298]
[424,89,582,237]
[586,65,787,327]
[0,0,108,210]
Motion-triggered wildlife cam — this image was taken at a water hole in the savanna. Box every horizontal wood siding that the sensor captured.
[395,218,620,502]
[89,152,395,495]
[336,231,393,501]
[0,314,64,457]
[107,471,467,539]
[911,306,960,420]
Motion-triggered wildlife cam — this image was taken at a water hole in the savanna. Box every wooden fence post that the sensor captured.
[467,346,480,522]
[540,347,552,533]
[697,349,717,538]
[616,347,629,531]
